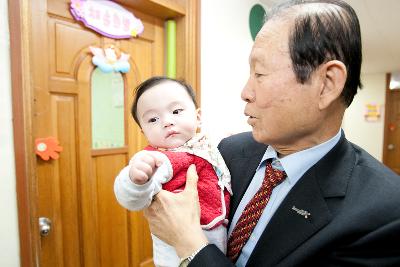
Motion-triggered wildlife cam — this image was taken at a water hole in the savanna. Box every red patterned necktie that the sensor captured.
[227,160,286,262]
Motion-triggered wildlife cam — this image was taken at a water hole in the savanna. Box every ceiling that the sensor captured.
[259,0,400,74]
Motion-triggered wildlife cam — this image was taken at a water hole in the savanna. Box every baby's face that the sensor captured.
[137,81,200,149]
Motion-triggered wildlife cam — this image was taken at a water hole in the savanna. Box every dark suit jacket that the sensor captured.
[190,132,400,267]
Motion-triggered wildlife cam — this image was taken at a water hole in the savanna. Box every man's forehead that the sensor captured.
[257,16,290,39]
[250,23,289,61]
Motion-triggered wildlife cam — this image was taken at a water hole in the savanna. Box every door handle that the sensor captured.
[39,217,52,236]
[388,144,395,150]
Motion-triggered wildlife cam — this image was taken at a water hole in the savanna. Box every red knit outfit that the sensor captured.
[146,146,230,229]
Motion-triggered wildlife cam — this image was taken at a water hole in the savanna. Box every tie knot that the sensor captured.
[271,158,284,171]
[266,160,286,186]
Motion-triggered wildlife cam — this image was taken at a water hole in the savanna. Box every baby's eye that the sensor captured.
[173,109,183,115]
[148,117,159,123]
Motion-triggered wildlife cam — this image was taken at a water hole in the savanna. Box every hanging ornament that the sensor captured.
[90,45,131,73]
[35,137,63,161]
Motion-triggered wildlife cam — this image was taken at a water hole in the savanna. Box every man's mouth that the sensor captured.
[244,111,257,119]
[244,111,258,126]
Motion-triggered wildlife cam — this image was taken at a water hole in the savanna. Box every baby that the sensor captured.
[114,76,232,267]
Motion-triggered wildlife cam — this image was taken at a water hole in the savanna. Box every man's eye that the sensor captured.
[148,117,158,123]
[173,109,183,115]
[255,73,263,78]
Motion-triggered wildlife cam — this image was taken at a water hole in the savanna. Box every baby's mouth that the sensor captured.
[166,130,178,138]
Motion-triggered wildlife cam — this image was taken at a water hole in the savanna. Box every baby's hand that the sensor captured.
[128,151,164,185]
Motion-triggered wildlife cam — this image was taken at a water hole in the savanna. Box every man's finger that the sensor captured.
[184,164,199,193]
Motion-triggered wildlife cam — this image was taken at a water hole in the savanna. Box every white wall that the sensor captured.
[343,73,386,160]
[0,1,20,267]
[200,0,256,142]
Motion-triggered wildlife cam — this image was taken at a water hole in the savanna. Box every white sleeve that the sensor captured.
[114,151,173,211]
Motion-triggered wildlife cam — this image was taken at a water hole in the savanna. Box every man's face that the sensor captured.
[137,81,200,149]
[242,18,322,151]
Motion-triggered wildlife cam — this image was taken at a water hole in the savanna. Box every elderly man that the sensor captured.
[143,0,400,266]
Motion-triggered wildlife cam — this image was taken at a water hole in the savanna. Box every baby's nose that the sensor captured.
[163,116,174,127]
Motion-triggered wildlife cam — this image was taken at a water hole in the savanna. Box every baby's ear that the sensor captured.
[197,108,202,119]
[196,108,202,129]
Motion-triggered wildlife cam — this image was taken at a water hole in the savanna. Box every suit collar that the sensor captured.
[229,131,349,216]
[313,132,355,197]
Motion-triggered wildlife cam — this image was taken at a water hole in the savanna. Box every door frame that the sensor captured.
[8,0,200,266]
[383,73,390,166]
[382,72,399,173]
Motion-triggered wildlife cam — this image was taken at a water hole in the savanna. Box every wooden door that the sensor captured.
[383,73,400,174]
[32,1,159,266]
[11,0,199,265]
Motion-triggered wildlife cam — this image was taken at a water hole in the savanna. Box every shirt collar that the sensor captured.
[258,129,342,184]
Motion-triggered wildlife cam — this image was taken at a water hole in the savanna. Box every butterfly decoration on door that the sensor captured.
[89,45,131,73]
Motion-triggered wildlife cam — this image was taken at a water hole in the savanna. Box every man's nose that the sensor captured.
[241,77,255,103]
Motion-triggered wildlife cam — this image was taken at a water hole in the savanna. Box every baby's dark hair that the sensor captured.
[131,76,198,126]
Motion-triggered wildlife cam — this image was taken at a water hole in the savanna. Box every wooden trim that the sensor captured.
[175,0,201,105]
[196,0,201,106]
[115,0,185,19]
[9,0,35,266]
[382,73,391,164]
[91,147,129,157]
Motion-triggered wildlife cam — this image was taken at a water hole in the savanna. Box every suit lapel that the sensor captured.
[247,168,332,266]
[247,134,356,266]
[228,146,266,223]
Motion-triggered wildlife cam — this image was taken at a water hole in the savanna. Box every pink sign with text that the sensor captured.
[70,0,144,39]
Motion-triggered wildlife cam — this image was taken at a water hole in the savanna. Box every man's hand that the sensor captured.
[128,151,164,185]
[144,164,208,258]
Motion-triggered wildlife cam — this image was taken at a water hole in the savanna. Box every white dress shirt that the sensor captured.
[228,130,342,266]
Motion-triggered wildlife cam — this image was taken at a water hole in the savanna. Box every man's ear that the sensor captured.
[318,60,347,110]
